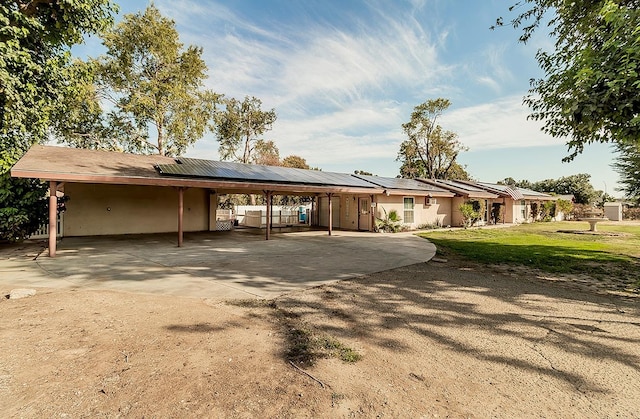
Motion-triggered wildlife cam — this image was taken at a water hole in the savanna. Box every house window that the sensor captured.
[404,197,415,224]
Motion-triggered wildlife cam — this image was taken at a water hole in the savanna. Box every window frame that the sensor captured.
[403,196,415,224]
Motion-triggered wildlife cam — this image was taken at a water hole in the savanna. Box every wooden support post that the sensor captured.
[327,193,333,236]
[48,181,57,258]
[178,187,184,247]
[370,194,375,232]
[265,191,272,240]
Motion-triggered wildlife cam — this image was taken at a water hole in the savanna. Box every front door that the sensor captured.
[358,197,370,231]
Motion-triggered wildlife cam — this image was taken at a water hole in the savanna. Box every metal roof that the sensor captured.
[477,182,553,200]
[157,158,377,189]
[353,174,453,194]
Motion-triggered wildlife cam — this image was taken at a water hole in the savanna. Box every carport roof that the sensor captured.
[11,145,383,194]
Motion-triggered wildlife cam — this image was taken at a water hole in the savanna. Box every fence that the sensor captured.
[30,213,64,239]
[242,209,303,228]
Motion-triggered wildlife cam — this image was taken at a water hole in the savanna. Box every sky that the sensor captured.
[74,0,623,196]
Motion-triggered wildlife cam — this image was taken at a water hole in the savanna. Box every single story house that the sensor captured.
[11,145,555,257]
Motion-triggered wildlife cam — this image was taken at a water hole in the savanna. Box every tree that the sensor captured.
[494,1,640,161]
[59,5,220,156]
[497,177,533,189]
[613,142,640,203]
[503,174,597,205]
[251,140,280,166]
[397,99,469,180]
[1,0,116,241]
[282,155,310,169]
[214,96,277,164]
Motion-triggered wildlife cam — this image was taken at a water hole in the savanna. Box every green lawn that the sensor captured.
[418,222,640,291]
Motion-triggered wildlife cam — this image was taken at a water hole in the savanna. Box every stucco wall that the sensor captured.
[63,183,209,236]
[317,195,341,228]
[375,195,451,228]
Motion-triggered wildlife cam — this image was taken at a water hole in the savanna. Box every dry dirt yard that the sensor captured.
[1,242,639,418]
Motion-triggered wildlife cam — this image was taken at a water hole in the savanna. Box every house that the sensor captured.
[316,175,455,231]
[418,179,498,226]
[473,182,556,223]
[11,145,555,257]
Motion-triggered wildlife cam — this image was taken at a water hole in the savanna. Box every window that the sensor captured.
[403,197,414,224]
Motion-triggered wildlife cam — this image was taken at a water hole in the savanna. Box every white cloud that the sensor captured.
[441,95,563,150]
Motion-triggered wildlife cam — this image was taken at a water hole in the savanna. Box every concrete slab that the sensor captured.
[1,230,436,299]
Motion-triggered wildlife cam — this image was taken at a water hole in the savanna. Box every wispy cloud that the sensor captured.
[158,1,563,177]
[441,95,563,150]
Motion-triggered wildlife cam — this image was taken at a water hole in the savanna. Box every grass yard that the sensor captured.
[418,221,640,293]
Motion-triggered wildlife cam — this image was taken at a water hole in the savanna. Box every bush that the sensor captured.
[459,203,479,228]
[375,207,403,233]
[623,207,640,220]
[0,173,48,242]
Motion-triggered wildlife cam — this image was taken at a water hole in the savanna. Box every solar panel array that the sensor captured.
[353,174,449,193]
[436,179,489,193]
[156,158,378,188]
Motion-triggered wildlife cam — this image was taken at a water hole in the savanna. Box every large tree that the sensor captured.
[59,5,220,157]
[397,98,469,180]
[1,0,116,241]
[495,1,640,161]
[214,96,277,164]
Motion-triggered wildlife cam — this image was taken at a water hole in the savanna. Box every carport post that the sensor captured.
[327,193,333,236]
[370,194,375,232]
[48,181,57,257]
[265,190,272,240]
[178,187,184,247]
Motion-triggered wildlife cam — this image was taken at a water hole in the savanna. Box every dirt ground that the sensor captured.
[1,242,639,418]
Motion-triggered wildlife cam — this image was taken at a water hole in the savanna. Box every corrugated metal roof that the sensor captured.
[157,158,377,188]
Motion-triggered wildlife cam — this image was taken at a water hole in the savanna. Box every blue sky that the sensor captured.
[75,0,622,196]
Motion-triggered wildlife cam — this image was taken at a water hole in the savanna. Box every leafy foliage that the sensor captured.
[459,202,482,228]
[282,155,310,169]
[613,141,640,203]
[58,5,220,157]
[1,0,116,241]
[214,96,277,164]
[495,1,640,161]
[397,99,469,180]
[498,173,597,205]
[375,207,403,233]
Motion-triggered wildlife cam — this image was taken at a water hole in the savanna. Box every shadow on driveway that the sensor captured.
[2,230,436,299]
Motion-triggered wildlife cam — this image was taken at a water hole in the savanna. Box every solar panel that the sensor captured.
[353,174,450,193]
[156,158,377,188]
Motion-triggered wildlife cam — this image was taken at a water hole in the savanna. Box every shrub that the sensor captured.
[459,203,479,228]
[375,207,403,233]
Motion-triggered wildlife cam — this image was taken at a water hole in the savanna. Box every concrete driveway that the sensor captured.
[2,230,436,299]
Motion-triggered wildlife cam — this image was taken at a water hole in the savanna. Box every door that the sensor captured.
[358,197,370,231]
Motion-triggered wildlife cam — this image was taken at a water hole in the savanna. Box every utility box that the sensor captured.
[603,202,623,221]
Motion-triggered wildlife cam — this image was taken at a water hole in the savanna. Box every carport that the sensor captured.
[11,146,384,257]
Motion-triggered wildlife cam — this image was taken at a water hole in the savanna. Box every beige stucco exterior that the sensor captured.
[63,183,210,236]
[317,193,453,231]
